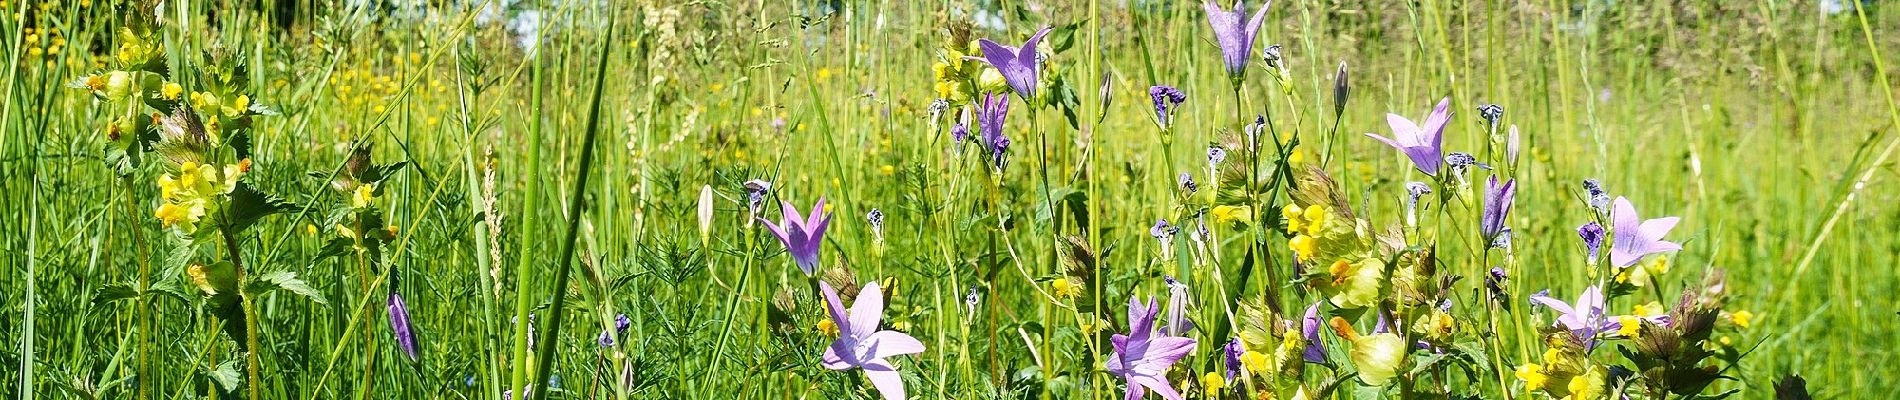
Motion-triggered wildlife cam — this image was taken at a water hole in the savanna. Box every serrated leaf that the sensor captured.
[249,271,328,304]
[91,283,140,307]
[226,182,296,233]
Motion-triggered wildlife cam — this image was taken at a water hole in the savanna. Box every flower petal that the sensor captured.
[1129,373,1186,400]
[822,340,854,370]
[863,330,927,360]
[861,359,907,400]
[850,281,886,336]
[1384,113,1423,146]
[820,281,852,338]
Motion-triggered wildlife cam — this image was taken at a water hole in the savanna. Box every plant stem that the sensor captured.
[528,13,617,400]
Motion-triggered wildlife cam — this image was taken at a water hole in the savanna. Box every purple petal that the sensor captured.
[1384,113,1423,145]
[861,359,907,400]
[820,281,852,338]
[1129,373,1186,400]
[822,340,854,370]
[849,281,886,336]
[864,330,927,360]
[806,196,829,228]
[1529,291,1575,316]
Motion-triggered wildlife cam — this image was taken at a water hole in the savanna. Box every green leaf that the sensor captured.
[249,271,328,304]
[208,359,241,392]
[225,182,296,233]
[90,283,140,308]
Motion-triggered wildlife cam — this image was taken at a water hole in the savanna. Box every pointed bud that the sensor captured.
[1332,62,1350,119]
[697,185,715,243]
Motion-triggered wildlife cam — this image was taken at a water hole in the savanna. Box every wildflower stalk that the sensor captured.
[527,13,616,400]
[219,224,264,400]
[120,175,155,400]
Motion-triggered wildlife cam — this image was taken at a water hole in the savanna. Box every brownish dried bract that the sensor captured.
[154,105,209,165]
[1291,165,1355,220]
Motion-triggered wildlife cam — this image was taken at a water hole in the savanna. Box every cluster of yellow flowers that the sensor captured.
[1515,346,1604,399]
[1283,204,1329,260]
[20,26,65,59]
[154,160,249,233]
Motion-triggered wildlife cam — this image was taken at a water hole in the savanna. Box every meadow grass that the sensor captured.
[3,1,1897,399]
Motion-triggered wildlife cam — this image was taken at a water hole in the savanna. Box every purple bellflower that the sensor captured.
[1367,97,1451,176]
[1223,338,1244,380]
[1202,1,1273,81]
[821,280,926,400]
[760,197,833,276]
[1162,276,1195,337]
[388,292,418,361]
[1610,196,1681,267]
[967,27,1054,102]
[1530,286,1615,344]
[977,92,1013,171]
[1481,176,1516,247]
[1107,296,1198,400]
[1301,301,1327,364]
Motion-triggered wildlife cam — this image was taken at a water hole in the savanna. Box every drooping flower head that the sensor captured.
[949,122,970,148]
[759,197,833,276]
[1301,301,1327,364]
[1477,103,1504,129]
[743,179,772,215]
[1610,197,1680,267]
[966,26,1054,102]
[1578,222,1606,261]
[1481,176,1517,247]
[1202,0,1273,81]
[820,280,926,400]
[977,92,1013,171]
[1582,179,1609,213]
[1403,181,1432,227]
[387,292,418,361]
[1149,85,1187,127]
[1367,97,1451,176]
[1107,296,1198,400]
[1178,173,1197,193]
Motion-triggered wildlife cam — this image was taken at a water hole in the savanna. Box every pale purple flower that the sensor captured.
[743,179,772,214]
[1107,296,1198,400]
[1445,152,1490,171]
[1149,85,1187,127]
[1610,197,1681,267]
[1208,146,1228,166]
[759,197,833,276]
[1367,97,1451,176]
[1530,286,1615,344]
[1202,0,1273,80]
[1178,173,1197,193]
[977,92,1013,171]
[1582,179,1609,213]
[387,292,417,361]
[821,281,926,400]
[1477,104,1504,128]
[1301,301,1327,364]
[1484,267,1509,309]
[1481,176,1516,247]
[967,27,1054,101]
[1404,181,1432,226]
[1578,222,1606,261]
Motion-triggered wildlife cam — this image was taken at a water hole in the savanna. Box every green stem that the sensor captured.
[528,14,617,400]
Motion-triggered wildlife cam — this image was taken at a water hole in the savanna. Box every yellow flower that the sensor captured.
[1212,205,1251,225]
[1729,310,1753,329]
[1050,278,1078,298]
[1240,351,1270,374]
[352,183,378,209]
[880,164,896,176]
[816,68,833,80]
[1288,145,1306,164]
[816,319,838,336]
[1200,372,1226,394]
[187,264,213,294]
[1288,235,1316,261]
[1718,336,1732,346]
[1567,367,1605,399]
[1615,315,1642,338]
[1515,363,1549,389]
[154,200,204,229]
[161,82,182,100]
